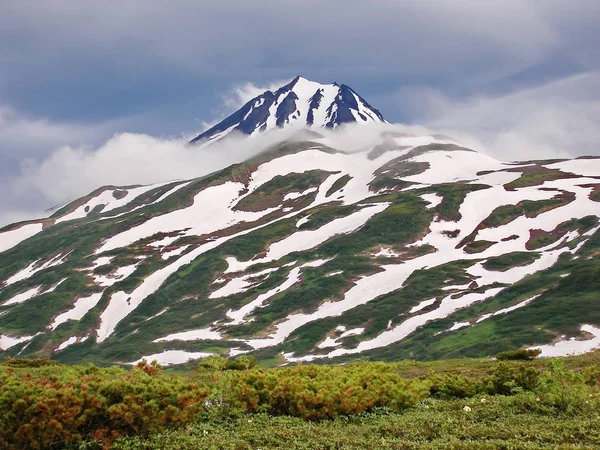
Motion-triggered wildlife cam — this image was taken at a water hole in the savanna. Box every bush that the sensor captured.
[533,359,590,413]
[226,355,258,371]
[197,355,230,371]
[429,364,540,399]
[1,357,57,368]
[0,365,211,449]
[487,363,540,395]
[134,360,163,376]
[197,355,258,372]
[222,363,430,420]
[428,373,483,399]
[496,348,542,361]
[583,365,600,386]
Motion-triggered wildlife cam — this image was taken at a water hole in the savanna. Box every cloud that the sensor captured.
[1,1,589,109]
[394,72,600,160]
[0,123,419,226]
[222,80,292,109]
[197,79,292,132]
[0,105,114,164]
[1,126,306,226]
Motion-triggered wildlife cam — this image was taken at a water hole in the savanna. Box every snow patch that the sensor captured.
[0,223,43,254]
[225,203,389,273]
[476,294,541,323]
[0,334,36,350]
[283,187,318,201]
[371,247,400,258]
[161,245,190,260]
[296,215,311,228]
[530,325,600,357]
[210,267,279,299]
[409,298,437,314]
[3,286,41,306]
[420,193,443,209]
[448,322,471,331]
[4,252,71,286]
[129,350,212,366]
[226,259,330,325]
[153,328,222,343]
[326,270,344,277]
[50,292,104,330]
[57,336,78,351]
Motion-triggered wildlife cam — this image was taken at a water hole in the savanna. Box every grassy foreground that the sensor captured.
[116,398,600,450]
[0,351,599,449]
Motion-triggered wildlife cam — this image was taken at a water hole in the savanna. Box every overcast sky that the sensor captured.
[1,0,599,226]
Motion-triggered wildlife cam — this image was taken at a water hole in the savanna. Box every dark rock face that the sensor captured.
[276,92,299,127]
[189,77,386,145]
[306,89,324,126]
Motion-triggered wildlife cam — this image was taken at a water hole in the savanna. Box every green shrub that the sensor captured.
[487,363,540,395]
[1,357,57,368]
[197,355,258,372]
[583,365,600,386]
[197,355,230,371]
[428,373,483,399]
[226,355,258,371]
[496,348,542,361]
[222,363,430,420]
[533,359,590,413]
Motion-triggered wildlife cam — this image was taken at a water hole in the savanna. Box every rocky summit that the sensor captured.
[189,76,386,145]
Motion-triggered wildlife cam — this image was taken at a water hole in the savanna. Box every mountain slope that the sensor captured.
[1,129,599,366]
[190,76,386,145]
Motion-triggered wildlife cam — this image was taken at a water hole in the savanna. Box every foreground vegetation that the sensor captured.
[1,351,599,449]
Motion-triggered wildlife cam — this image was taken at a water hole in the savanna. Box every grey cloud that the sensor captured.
[0,1,579,86]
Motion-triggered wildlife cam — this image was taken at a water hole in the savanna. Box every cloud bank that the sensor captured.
[400,71,600,160]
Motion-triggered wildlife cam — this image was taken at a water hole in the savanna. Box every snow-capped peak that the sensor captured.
[190,76,386,144]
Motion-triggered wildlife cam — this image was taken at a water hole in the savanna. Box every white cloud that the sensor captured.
[8,127,303,213]
[222,79,292,110]
[397,72,600,160]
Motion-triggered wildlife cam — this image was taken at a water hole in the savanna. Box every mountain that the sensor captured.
[189,76,386,145]
[1,98,600,366]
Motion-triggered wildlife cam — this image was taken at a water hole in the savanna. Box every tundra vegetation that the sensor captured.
[0,351,599,449]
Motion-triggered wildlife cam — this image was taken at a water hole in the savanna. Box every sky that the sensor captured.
[0,0,599,226]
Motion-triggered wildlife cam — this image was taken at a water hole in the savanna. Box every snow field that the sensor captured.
[153,328,222,343]
[4,252,71,286]
[129,350,212,366]
[226,259,330,325]
[530,325,600,357]
[56,182,172,224]
[51,292,104,330]
[0,223,43,254]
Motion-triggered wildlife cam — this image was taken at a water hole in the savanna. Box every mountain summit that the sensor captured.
[190,76,386,144]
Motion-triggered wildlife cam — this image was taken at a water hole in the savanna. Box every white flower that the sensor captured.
[480,398,487,404]
[463,406,472,412]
